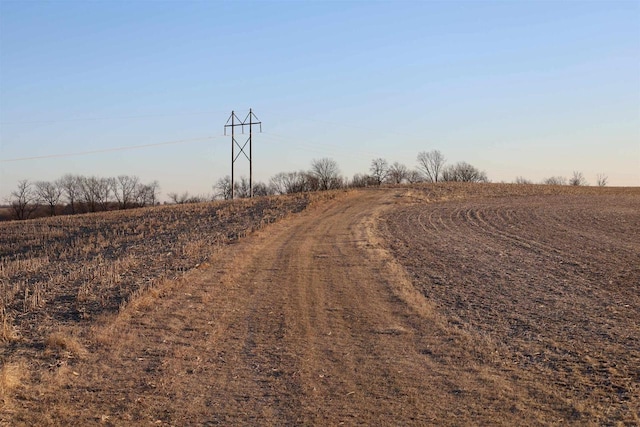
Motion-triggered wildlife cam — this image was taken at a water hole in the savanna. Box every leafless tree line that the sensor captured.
[4,175,160,220]
[214,157,344,200]
[516,171,608,187]
[9,149,605,221]
[5,153,488,220]
[354,151,488,188]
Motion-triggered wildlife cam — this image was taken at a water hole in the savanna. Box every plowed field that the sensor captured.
[380,185,639,424]
[2,184,638,425]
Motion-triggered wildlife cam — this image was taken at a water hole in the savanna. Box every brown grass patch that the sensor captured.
[0,363,23,400]
[0,307,18,343]
[44,332,88,360]
[0,362,25,421]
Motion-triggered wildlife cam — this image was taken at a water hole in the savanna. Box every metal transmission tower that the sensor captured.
[224,109,262,199]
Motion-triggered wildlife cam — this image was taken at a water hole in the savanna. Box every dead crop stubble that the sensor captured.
[0,191,341,412]
[379,183,640,424]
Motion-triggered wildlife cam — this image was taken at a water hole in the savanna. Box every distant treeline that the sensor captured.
[3,150,603,221]
[2,174,160,221]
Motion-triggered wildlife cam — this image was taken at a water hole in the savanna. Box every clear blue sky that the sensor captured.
[1,0,639,200]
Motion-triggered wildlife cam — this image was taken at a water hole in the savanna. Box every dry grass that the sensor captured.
[0,363,23,401]
[0,190,344,422]
[0,307,18,343]
[44,332,88,360]
[0,191,340,335]
[0,362,25,423]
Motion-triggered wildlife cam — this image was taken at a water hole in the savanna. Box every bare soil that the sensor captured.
[380,184,640,424]
[1,184,639,425]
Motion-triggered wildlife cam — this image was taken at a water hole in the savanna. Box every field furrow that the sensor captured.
[380,185,640,424]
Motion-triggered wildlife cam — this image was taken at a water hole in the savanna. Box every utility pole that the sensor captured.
[224,109,262,199]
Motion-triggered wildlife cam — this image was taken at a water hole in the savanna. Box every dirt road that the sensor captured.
[12,189,455,425]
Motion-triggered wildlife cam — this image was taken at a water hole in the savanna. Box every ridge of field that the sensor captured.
[1,183,639,425]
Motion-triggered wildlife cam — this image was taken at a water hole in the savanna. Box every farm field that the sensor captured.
[379,184,640,424]
[1,191,338,347]
[1,183,639,425]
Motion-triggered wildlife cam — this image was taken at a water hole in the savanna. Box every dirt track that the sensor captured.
[11,189,448,425]
[5,186,639,425]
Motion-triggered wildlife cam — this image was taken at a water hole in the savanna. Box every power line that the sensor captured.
[0,110,231,126]
[0,136,221,162]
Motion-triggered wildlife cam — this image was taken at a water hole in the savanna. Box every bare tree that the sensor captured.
[34,180,63,216]
[569,171,587,186]
[304,172,321,192]
[5,174,161,218]
[310,158,341,191]
[132,181,160,207]
[136,180,160,206]
[441,165,455,182]
[253,182,271,197]
[95,178,115,211]
[406,170,423,184]
[186,194,207,203]
[308,173,322,192]
[97,177,113,211]
[417,150,446,183]
[269,172,289,195]
[7,180,39,220]
[542,176,567,185]
[215,176,233,200]
[79,176,99,212]
[58,174,81,214]
[167,192,180,204]
[369,158,389,186]
[457,162,488,182]
[514,176,533,184]
[269,172,285,195]
[149,181,161,205]
[168,191,191,204]
[351,174,367,188]
[441,162,488,182]
[113,175,140,209]
[235,176,251,199]
[351,173,377,188]
[78,176,112,212]
[271,171,315,194]
[215,176,262,199]
[386,162,408,184]
[596,173,608,187]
